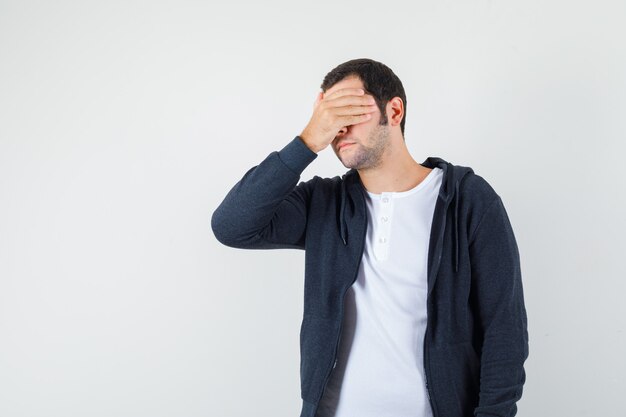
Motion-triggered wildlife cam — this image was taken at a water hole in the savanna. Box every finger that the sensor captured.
[327,93,375,109]
[324,87,364,101]
[343,113,373,125]
[334,103,378,116]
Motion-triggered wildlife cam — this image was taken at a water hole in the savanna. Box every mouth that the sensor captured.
[339,142,355,150]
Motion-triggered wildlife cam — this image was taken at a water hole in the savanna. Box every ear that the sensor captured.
[389,97,404,124]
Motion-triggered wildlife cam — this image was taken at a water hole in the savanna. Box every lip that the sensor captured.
[339,142,355,150]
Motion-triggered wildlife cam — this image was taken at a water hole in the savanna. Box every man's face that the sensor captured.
[325,76,390,170]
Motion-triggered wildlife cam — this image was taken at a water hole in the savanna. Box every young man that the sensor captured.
[211,58,529,417]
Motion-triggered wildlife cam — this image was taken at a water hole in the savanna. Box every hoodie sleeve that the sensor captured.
[210,136,318,250]
[468,195,530,417]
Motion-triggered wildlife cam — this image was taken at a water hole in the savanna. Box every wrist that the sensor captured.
[298,134,319,154]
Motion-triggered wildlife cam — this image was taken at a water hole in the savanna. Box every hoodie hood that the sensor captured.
[337,157,474,273]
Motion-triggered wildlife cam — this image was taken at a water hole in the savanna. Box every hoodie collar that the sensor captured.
[338,157,473,273]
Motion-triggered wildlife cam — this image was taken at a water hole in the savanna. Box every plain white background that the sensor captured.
[1,0,624,416]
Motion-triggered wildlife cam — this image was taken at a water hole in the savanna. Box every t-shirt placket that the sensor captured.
[374,192,394,261]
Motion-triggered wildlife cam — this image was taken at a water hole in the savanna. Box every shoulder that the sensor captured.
[301,174,337,191]
[294,175,339,200]
[307,171,352,190]
[457,169,504,236]
[460,171,500,204]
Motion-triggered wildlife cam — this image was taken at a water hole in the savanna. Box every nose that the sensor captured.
[336,125,349,138]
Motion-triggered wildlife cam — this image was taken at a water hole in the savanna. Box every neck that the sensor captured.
[357,137,432,194]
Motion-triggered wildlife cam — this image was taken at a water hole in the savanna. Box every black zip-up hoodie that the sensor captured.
[211,136,529,417]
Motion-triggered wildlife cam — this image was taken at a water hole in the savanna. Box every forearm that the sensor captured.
[211,135,318,249]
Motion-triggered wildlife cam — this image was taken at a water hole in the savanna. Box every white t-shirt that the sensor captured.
[315,167,443,417]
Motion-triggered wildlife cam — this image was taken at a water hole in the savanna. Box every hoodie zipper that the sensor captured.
[314,190,368,415]
[424,299,438,417]
[423,190,451,417]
